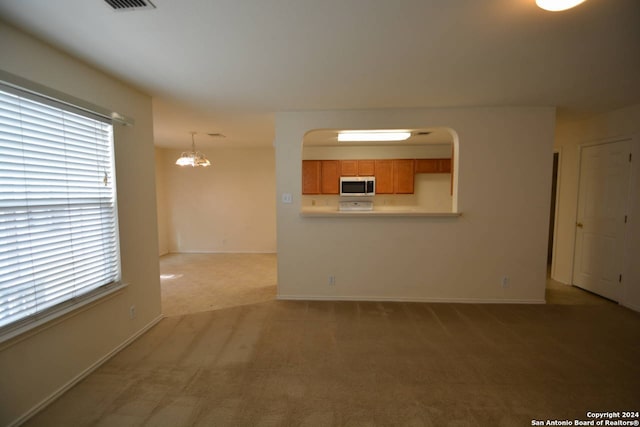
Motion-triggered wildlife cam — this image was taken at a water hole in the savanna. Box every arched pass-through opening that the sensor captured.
[301,127,459,214]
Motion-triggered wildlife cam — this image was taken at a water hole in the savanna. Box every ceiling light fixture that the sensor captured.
[176,132,211,167]
[338,130,411,142]
[535,0,587,12]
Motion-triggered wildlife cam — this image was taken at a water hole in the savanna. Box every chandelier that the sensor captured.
[175,132,211,167]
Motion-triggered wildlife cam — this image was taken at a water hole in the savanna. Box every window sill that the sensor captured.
[0,282,128,347]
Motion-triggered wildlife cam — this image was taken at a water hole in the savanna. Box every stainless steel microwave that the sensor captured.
[340,176,375,196]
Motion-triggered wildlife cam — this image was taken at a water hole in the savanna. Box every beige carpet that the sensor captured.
[160,253,277,316]
[545,275,616,305]
[22,257,640,426]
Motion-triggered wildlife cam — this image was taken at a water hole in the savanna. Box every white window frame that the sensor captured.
[0,76,130,343]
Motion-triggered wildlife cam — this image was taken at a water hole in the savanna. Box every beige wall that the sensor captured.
[553,104,640,311]
[302,143,453,160]
[156,146,276,253]
[155,148,170,255]
[275,107,556,303]
[0,21,161,426]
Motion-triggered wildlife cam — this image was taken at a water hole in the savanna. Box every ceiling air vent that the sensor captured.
[104,0,156,11]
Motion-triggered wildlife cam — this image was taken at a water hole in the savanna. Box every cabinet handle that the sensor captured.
[576,222,583,228]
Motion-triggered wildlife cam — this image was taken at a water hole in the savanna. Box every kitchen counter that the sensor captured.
[300,207,462,218]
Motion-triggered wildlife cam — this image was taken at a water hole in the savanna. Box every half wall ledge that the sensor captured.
[299,209,462,218]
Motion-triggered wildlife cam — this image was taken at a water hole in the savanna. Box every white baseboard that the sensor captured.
[10,314,164,427]
[621,301,640,313]
[166,250,276,254]
[276,294,546,305]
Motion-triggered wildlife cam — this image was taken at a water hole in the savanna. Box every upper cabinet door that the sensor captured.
[321,160,340,194]
[438,159,452,173]
[302,160,321,194]
[415,158,451,173]
[358,160,375,176]
[341,159,375,176]
[393,159,415,194]
[415,159,439,173]
[374,160,393,194]
[340,160,358,176]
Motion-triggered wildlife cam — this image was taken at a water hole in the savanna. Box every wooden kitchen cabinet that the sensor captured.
[339,160,358,176]
[415,158,451,174]
[340,159,375,176]
[440,158,452,173]
[320,160,340,194]
[302,160,341,194]
[357,160,375,176]
[375,159,415,194]
[302,160,321,194]
[374,160,393,194]
[415,159,438,173]
[305,157,435,195]
[393,159,415,194]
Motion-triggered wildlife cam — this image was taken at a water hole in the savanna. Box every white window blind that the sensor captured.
[0,86,121,336]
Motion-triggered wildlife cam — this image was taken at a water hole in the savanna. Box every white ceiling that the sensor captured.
[1,0,638,148]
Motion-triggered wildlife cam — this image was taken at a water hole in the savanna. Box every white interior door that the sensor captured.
[573,140,632,301]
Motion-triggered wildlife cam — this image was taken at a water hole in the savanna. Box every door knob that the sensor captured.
[576,222,583,228]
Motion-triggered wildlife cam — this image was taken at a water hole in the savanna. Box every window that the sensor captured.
[0,85,122,340]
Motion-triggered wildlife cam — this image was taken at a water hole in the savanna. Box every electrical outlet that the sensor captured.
[501,276,510,288]
[328,275,336,285]
[129,305,136,319]
[282,193,292,204]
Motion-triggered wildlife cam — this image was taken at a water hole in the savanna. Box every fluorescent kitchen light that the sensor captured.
[338,130,411,142]
[535,0,587,12]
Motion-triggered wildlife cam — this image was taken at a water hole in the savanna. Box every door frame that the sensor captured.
[549,148,561,279]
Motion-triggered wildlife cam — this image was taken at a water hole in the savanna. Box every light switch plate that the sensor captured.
[282,193,292,204]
